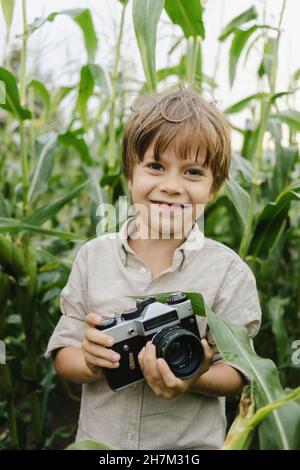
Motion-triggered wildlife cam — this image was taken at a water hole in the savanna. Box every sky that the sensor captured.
[0,0,299,147]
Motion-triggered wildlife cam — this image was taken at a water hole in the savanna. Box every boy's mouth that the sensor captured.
[150,200,185,209]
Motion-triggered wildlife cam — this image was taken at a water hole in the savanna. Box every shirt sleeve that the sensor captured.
[45,244,89,359]
[208,258,262,377]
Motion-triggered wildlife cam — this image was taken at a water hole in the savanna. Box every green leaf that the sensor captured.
[204,301,300,450]
[223,386,300,449]
[225,93,268,115]
[75,65,95,127]
[128,290,300,449]
[0,193,10,217]
[0,67,31,119]
[230,153,254,183]
[66,439,114,450]
[219,6,257,41]
[88,64,112,97]
[28,132,58,203]
[0,234,25,276]
[0,218,84,240]
[28,79,51,116]
[267,297,290,366]
[23,180,89,226]
[270,145,299,199]
[49,86,74,117]
[225,175,251,230]
[229,26,258,87]
[72,9,97,63]
[58,131,93,166]
[100,172,121,189]
[26,9,97,62]
[258,37,276,82]
[292,68,300,82]
[248,188,300,258]
[1,0,15,29]
[132,0,165,91]
[164,0,205,39]
[270,110,300,132]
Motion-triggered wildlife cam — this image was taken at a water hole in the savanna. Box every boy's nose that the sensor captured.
[158,175,183,194]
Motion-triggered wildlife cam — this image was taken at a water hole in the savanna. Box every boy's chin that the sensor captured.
[136,217,193,240]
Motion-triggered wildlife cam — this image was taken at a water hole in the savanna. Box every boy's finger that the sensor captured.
[138,347,145,370]
[144,342,161,380]
[83,341,120,363]
[85,313,103,327]
[85,327,114,347]
[157,358,179,389]
[201,339,214,361]
[84,351,119,370]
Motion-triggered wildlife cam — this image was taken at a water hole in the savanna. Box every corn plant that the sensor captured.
[0,0,299,449]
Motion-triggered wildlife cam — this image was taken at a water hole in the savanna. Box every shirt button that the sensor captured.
[128,432,134,439]
[138,267,147,274]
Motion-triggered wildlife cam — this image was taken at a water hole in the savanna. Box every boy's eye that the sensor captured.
[146,163,204,177]
[185,168,204,176]
[147,163,164,171]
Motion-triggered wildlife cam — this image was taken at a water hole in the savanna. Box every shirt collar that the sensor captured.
[117,216,204,269]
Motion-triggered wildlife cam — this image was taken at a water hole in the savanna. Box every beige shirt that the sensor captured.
[45,216,261,450]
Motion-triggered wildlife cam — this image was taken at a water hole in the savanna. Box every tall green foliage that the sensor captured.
[0,0,299,449]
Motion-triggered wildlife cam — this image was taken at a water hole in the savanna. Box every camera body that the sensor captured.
[96,292,204,391]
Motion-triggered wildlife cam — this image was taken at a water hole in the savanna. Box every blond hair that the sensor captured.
[121,85,231,194]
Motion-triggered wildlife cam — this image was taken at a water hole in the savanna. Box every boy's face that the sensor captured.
[127,143,214,240]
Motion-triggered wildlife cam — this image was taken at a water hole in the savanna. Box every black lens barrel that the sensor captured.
[152,326,204,379]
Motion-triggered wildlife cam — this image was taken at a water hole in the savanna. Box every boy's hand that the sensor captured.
[138,339,213,399]
[82,313,121,375]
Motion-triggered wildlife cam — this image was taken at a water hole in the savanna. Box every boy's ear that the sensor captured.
[127,179,132,191]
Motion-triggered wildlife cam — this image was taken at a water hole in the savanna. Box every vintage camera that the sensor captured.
[96,292,204,391]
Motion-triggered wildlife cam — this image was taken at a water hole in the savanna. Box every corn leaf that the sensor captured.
[248,187,300,258]
[204,301,300,450]
[48,86,74,117]
[219,6,257,41]
[271,110,300,132]
[0,218,85,240]
[225,93,268,115]
[164,0,205,39]
[25,9,97,63]
[75,65,95,128]
[58,131,93,166]
[229,26,258,87]
[223,386,300,449]
[23,180,89,227]
[132,0,164,91]
[258,37,277,81]
[129,290,300,449]
[0,67,31,119]
[225,174,251,230]
[88,64,112,97]
[28,132,58,203]
[1,0,15,30]
[28,80,51,116]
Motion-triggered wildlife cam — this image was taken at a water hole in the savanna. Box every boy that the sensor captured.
[45,86,261,450]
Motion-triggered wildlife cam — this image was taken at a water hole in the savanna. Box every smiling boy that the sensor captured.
[46,86,261,450]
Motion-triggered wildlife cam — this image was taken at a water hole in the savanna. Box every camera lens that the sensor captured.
[152,326,204,379]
